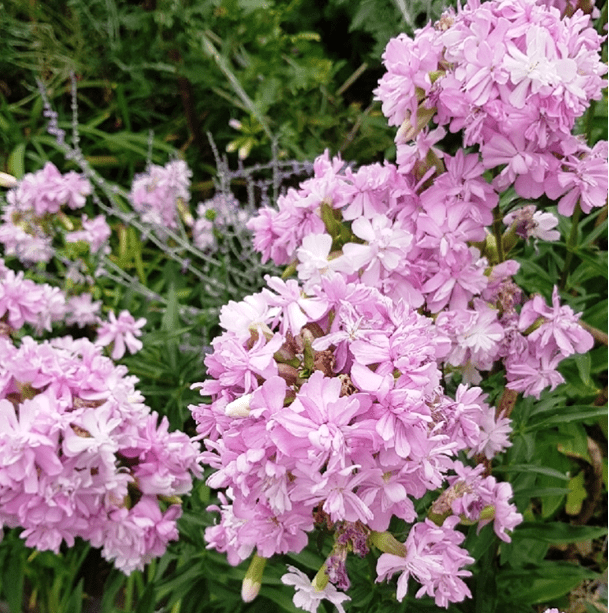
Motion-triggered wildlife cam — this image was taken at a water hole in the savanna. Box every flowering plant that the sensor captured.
[190,0,606,609]
[0,262,202,574]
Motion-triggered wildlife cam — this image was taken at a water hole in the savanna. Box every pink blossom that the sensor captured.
[65,293,102,328]
[503,205,560,242]
[376,517,474,607]
[95,310,146,359]
[66,214,111,253]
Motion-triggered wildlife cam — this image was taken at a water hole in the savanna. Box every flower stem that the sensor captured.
[492,206,505,263]
[559,203,582,290]
[495,388,519,420]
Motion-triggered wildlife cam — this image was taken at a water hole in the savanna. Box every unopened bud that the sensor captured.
[312,564,330,592]
[246,322,274,347]
[241,554,266,602]
[479,505,496,521]
[176,198,194,227]
[225,393,253,418]
[277,363,301,387]
[0,172,18,188]
[396,105,436,143]
[369,531,407,557]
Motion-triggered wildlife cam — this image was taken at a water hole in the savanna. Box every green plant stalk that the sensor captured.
[199,31,274,142]
[124,572,135,612]
[492,205,505,263]
[559,202,582,289]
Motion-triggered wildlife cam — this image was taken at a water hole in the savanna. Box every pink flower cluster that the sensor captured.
[0,326,201,574]
[0,259,145,360]
[129,160,192,229]
[0,162,110,264]
[194,0,602,599]
[96,310,146,360]
[191,268,527,605]
[246,148,593,394]
[374,0,608,214]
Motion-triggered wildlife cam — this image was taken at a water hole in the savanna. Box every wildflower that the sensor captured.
[95,310,146,359]
[65,293,102,328]
[281,565,350,613]
[376,517,474,607]
[65,214,111,253]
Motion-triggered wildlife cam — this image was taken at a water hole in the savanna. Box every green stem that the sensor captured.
[559,203,582,290]
[596,0,608,35]
[492,206,505,263]
[124,573,135,612]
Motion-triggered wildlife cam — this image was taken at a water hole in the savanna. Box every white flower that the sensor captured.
[281,566,350,613]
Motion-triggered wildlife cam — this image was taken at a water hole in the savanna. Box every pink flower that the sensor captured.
[0,270,46,330]
[376,517,474,607]
[503,205,560,242]
[65,294,102,328]
[8,162,91,215]
[338,215,413,285]
[95,310,146,359]
[549,141,609,215]
[130,160,191,229]
[66,215,111,253]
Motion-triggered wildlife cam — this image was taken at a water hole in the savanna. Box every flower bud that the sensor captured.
[241,554,266,602]
[0,172,18,188]
[225,393,253,418]
[368,531,407,557]
[277,363,301,387]
[312,564,330,592]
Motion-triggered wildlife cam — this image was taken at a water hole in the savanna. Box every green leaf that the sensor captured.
[494,465,569,480]
[513,487,571,499]
[514,522,607,544]
[100,570,127,613]
[134,582,156,613]
[573,352,592,387]
[525,405,608,431]
[2,547,24,613]
[258,586,302,613]
[574,248,608,280]
[566,471,587,516]
[65,578,84,613]
[161,283,180,334]
[7,142,25,179]
[583,299,608,333]
[497,561,598,604]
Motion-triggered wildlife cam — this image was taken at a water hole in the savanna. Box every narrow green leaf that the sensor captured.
[8,142,25,179]
[514,487,571,499]
[495,465,569,480]
[526,406,608,430]
[514,522,607,544]
[2,548,24,613]
[497,561,598,604]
